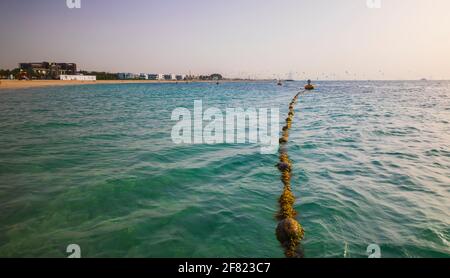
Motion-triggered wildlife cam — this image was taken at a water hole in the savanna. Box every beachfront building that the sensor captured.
[60,75,96,81]
[19,62,77,79]
[147,74,164,80]
[117,72,186,81]
[148,74,158,80]
[176,74,186,81]
[118,73,139,80]
[161,74,177,80]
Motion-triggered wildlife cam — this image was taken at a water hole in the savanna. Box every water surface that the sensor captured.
[0,81,449,257]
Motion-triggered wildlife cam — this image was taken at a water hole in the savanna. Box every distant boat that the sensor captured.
[285,79,295,82]
[420,78,427,81]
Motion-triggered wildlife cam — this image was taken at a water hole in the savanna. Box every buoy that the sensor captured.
[304,84,314,90]
[276,218,304,247]
[304,79,314,90]
[279,137,288,144]
[274,89,307,258]
[277,162,291,172]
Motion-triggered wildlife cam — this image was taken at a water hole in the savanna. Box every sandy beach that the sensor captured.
[0,79,193,90]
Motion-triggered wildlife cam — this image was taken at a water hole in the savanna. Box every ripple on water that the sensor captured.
[0,81,449,258]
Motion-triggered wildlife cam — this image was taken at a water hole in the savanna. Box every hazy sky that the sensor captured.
[1,0,449,79]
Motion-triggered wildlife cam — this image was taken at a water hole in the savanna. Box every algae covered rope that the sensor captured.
[275,91,305,258]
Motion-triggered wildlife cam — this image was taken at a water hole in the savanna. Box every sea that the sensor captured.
[0,81,449,258]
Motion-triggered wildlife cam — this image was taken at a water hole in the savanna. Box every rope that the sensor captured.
[275,90,306,258]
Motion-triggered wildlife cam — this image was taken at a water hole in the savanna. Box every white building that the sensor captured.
[60,75,96,81]
[139,73,149,80]
[148,74,164,80]
[118,73,139,80]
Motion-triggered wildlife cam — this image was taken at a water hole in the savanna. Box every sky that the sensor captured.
[0,0,449,80]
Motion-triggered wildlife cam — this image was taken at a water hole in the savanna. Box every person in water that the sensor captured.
[307,79,312,85]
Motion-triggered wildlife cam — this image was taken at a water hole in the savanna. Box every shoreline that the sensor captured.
[0,79,263,90]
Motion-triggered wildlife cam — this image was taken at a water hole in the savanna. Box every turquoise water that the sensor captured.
[0,81,449,258]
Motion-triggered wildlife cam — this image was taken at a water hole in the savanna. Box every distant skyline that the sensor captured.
[1,0,449,80]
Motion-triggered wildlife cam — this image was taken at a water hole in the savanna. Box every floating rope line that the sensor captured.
[275,90,306,258]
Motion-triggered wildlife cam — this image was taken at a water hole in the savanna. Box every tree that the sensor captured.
[210,74,223,80]
[10,68,20,79]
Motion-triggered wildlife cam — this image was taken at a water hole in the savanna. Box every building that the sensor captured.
[56,63,77,76]
[147,74,164,80]
[139,73,148,80]
[60,75,96,81]
[118,73,139,80]
[176,74,186,81]
[147,74,158,80]
[19,62,77,79]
